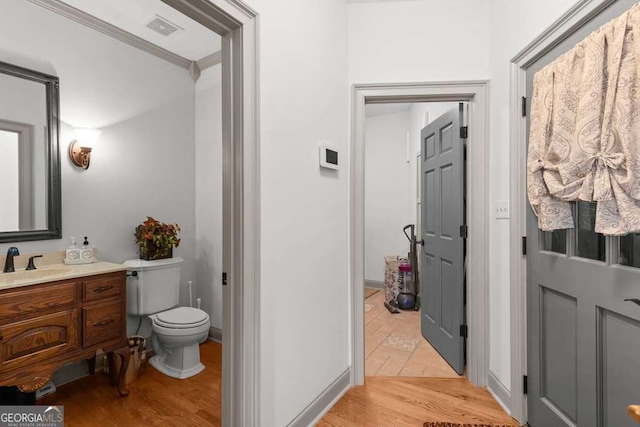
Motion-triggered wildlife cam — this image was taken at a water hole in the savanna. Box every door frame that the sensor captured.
[350,81,490,388]
[162,1,260,426]
[508,0,617,423]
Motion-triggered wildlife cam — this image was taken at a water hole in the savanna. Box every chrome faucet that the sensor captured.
[3,247,20,273]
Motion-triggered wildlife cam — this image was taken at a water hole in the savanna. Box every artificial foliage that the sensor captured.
[134,216,181,260]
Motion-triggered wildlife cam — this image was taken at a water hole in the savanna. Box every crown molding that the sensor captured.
[197,50,222,71]
[511,0,616,66]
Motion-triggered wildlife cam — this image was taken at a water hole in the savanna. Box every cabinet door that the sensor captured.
[83,300,122,348]
[0,310,78,372]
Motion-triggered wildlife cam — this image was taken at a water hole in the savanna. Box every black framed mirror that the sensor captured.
[0,60,61,242]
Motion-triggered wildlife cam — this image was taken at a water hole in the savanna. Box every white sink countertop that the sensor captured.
[0,261,128,291]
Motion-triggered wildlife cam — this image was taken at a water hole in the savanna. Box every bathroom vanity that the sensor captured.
[0,262,130,396]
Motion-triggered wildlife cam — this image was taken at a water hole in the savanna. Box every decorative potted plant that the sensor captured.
[134,216,181,261]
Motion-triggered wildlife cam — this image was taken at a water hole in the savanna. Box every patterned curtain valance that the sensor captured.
[527,2,640,235]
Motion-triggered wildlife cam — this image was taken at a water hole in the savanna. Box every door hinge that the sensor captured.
[222,272,228,286]
[460,225,468,239]
[523,375,528,394]
[459,325,468,338]
[522,96,527,117]
[460,126,468,139]
[522,236,527,256]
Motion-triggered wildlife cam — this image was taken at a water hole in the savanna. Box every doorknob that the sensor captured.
[624,298,640,307]
[628,405,640,423]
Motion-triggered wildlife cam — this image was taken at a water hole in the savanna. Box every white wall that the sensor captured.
[364,110,411,283]
[348,0,491,83]
[486,0,577,389]
[195,64,223,330]
[0,0,197,318]
[348,0,578,401]
[243,0,350,424]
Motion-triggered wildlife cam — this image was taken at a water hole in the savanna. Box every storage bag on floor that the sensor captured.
[110,336,146,385]
[384,256,403,303]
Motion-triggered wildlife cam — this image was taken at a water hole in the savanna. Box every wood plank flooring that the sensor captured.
[319,377,518,426]
[39,341,221,426]
[365,289,459,377]
[38,325,515,426]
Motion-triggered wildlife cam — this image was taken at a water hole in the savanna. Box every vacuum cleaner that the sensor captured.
[384,224,421,313]
[398,224,420,311]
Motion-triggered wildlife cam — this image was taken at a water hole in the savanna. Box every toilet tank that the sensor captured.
[123,257,183,315]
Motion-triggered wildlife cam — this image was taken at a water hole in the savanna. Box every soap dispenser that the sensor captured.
[65,236,81,262]
[80,237,95,261]
[64,236,97,264]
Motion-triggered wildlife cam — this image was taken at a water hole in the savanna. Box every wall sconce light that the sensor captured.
[69,127,101,170]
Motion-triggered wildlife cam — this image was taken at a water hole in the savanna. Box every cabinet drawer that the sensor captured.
[0,309,78,372]
[82,274,122,302]
[0,282,76,321]
[83,300,122,348]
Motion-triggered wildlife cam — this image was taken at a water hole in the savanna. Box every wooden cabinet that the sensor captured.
[0,271,130,396]
[83,300,122,348]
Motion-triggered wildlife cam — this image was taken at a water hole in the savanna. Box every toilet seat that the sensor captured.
[153,307,209,329]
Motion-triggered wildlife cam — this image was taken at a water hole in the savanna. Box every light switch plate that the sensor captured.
[495,200,509,219]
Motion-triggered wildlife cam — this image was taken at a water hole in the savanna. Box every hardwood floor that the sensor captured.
[38,337,515,427]
[319,377,518,427]
[39,341,221,426]
[320,290,516,426]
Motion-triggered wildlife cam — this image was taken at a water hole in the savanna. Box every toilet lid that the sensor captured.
[154,307,209,329]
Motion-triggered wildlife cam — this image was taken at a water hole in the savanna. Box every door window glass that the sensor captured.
[576,202,605,261]
[620,234,640,267]
[542,230,566,254]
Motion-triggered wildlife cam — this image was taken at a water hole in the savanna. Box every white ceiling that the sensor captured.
[61,0,221,61]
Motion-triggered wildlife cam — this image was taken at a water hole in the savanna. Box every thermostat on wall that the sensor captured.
[319,144,339,170]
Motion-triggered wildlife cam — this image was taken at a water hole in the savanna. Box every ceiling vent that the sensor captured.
[145,15,183,37]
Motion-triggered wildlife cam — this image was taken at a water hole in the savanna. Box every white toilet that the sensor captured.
[124,257,210,379]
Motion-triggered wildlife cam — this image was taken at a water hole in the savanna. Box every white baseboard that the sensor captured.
[208,325,222,343]
[364,280,384,289]
[487,370,512,416]
[287,368,351,427]
[51,360,90,388]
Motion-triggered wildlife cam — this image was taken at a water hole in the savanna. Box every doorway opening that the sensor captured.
[350,81,490,389]
[0,0,259,425]
[363,101,466,378]
[147,1,261,425]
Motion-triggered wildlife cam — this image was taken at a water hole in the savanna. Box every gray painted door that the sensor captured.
[420,105,465,375]
[526,2,640,426]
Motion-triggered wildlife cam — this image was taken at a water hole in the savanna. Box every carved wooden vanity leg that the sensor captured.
[112,347,130,397]
[17,375,51,393]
